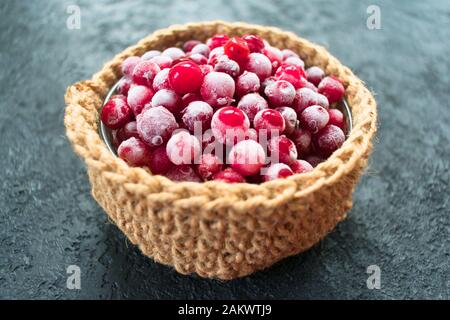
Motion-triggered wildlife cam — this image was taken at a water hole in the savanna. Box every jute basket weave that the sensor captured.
[64,21,377,280]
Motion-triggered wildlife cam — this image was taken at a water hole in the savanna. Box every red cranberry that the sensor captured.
[268,135,298,164]
[212,168,245,183]
[243,35,265,53]
[121,56,141,78]
[236,71,260,97]
[292,87,320,114]
[291,127,312,155]
[276,106,297,135]
[245,53,272,80]
[224,36,250,66]
[101,97,133,129]
[162,47,186,61]
[208,46,225,66]
[164,165,202,182]
[191,43,210,57]
[199,64,213,77]
[200,72,235,107]
[290,159,313,174]
[281,49,299,60]
[141,50,161,61]
[117,137,151,167]
[181,92,202,109]
[206,34,230,50]
[183,40,201,52]
[299,105,330,133]
[264,80,296,107]
[328,108,345,130]
[211,106,250,145]
[214,55,240,77]
[116,78,132,95]
[169,61,204,94]
[166,130,201,165]
[151,89,180,115]
[136,106,178,147]
[152,68,172,91]
[313,125,345,157]
[237,93,268,122]
[132,60,160,87]
[306,66,325,86]
[275,64,306,89]
[262,46,283,71]
[304,155,325,167]
[197,154,222,180]
[181,101,214,133]
[284,56,305,69]
[260,76,277,95]
[127,85,154,116]
[188,53,208,65]
[148,145,173,175]
[228,140,266,176]
[253,109,286,136]
[318,76,345,104]
[263,163,293,181]
[150,55,173,69]
[117,121,140,141]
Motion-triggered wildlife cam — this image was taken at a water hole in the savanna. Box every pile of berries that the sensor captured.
[101,34,347,183]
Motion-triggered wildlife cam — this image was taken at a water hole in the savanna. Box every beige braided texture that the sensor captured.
[64,21,377,280]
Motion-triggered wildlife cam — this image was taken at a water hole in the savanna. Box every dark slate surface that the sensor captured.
[0,0,449,299]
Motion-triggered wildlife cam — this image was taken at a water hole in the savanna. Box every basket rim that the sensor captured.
[64,20,377,207]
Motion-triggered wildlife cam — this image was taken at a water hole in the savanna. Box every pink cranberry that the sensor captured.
[263,163,293,181]
[284,56,305,69]
[152,68,172,91]
[211,106,250,145]
[253,109,286,136]
[214,55,240,77]
[224,36,250,67]
[181,101,214,133]
[150,55,173,69]
[290,159,313,174]
[212,168,245,183]
[304,155,325,167]
[243,35,265,53]
[117,137,151,167]
[141,50,161,61]
[276,106,297,135]
[165,165,202,182]
[262,46,283,71]
[117,121,140,142]
[292,87,321,114]
[121,56,140,78]
[281,49,299,60]
[148,145,173,175]
[132,60,160,87]
[197,154,222,180]
[268,135,298,165]
[306,66,325,86]
[183,40,201,52]
[299,105,330,133]
[181,92,202,109]
[188,53,208,65]
[169,61,204,94]
[199,64,213,77]
[313,125,345,157]
[328,109,345,130]
[166,130,201,165]
[245,53,272,80]
[162,47,186,61]
[190,43,210,57]
[236,71,260,97]
[207,46,225,66]
[237,93,268,122]
[291,127,312,155]
[264,80,296,107]
[200,72,235,107]
[275,64,306,89]
[151,89,180,115]
[318,76,345,104]
[207,34,230,50]
[101,97,133,129]
[116,78,132,95]
[127,85,154,116]
[228,140,266,176]
[136,106,178,147]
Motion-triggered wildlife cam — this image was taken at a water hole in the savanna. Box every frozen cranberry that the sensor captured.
[253,109,286,136]
[214,55,240,77]
[121,56,140,78]
[268,135,298,165]
[127,85,153,116]
[276,107,297,135]
[245,53,272,80]
[262,46,283,71]
[200,72,235,107]
[284,56,305,69]
[328,109,345,130]
[166,130,201,165]
[169,61,204,94]
[291,127,312,155]
[190,43,210,57]
[137,106,178,147]
[306,66,325,87]
[290,159,313,174]
[148,145,173,175]
[228,140,266,176]
[299,105,330,133]
[183,40,201,52]
[212,168,245,183]
[132,60,160,87]
[197,154,222,180]
[224,37,250,66]
[165,165,202,182]
[275,64,306,89]
[304,155,325,167]
[260,76,276,95]
[150,55,173,69]
[237,93,268,122]
[117,137,151,167]
[208,46,225,66]
[181,101,214,133]
[313,125,345,157]
[101,97,133,129]
[188,53,208,65]
[181,92,202,109]
[236,71,260,97]
[117,121,140,141]
[281,49,299,60]
[211,106,250,145]
[207,34,230,50]
[152,68,172,91]
[292,87,320,114]
[243,35,265,53]
[199,64,213,77]
[150,89,180,115]
[316,93,330,109]
[264,80,296,107]
[141,50,161,61]
[301,79,318,92]
[162,47,186,61]
[263,163,293,181]
[318,76,345,104]
[246,128,258,141]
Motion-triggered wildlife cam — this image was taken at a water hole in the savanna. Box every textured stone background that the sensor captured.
[0,0,449,299]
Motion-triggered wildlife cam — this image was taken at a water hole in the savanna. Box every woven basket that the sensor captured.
[64,21,377,280]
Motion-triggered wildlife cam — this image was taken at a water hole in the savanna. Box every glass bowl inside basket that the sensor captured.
[99,79,353,155]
